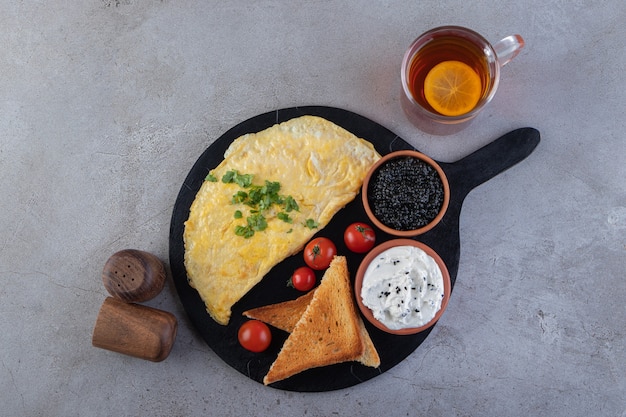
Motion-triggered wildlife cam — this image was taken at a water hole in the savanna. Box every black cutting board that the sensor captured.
[169,106,540,391]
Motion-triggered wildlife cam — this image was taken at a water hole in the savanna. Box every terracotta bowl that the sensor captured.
[362,150,450,237]
[354,239,451,335]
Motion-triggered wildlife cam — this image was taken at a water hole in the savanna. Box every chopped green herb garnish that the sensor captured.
[259,193,274,210]
[262,180,281,195]
[221,170,236,183]
[222,170,253,187]
[205,173,218,182]
[223,171,316,238]
[277,212,292,223]
[284,196,299,212]
[247,213,268,232]
[232,191,248,204]
[247,187,262,206]
[237,175,253,188]
[304,219,319,229]
[235,225,255,239]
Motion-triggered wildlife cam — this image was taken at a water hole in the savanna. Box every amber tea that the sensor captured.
[406,35,490,115]
[400,26,524,134]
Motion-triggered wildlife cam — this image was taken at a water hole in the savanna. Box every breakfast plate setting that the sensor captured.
[169,106,540,392]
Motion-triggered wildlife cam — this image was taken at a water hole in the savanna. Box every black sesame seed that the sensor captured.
[368,156,444,231]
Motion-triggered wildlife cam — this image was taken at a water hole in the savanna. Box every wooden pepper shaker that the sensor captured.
[102,249,166,303]
[92,297,177,362]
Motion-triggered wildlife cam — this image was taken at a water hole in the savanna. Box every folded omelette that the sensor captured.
[183,115,381,325]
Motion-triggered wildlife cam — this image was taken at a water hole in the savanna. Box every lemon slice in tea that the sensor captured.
[424,60,482,117]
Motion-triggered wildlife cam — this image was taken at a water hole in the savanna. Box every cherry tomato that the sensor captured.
[344,222,376,253]
[303,237,337,270]
[289,266,316,291]
[238,320,272,352]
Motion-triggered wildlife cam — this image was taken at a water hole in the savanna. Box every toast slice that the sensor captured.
[355,314,381,368]
[245,289,379,366]
[243,290,316,333]
[263,256,380,385]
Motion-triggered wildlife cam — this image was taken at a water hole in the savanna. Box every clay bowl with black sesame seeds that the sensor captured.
[362,150,450,237]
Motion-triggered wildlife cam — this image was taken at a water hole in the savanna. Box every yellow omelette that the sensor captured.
[183,115,381,325]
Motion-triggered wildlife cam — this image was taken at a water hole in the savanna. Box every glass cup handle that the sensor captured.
[494,35,525,67]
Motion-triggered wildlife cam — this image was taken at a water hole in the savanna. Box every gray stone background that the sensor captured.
[1,1,624,416]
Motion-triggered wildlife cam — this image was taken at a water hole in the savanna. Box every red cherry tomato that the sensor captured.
[344,222,376,253]
[289,266,316,291]
[303,237,337,270]
[238,320,272,352]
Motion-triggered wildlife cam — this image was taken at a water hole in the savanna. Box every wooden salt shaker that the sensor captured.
[92,297,177,362]
[102,249,166,303]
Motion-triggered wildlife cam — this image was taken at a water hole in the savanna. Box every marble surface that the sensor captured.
[1,1,624,416]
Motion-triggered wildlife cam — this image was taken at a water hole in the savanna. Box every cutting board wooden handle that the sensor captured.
[442,127,541,197]
[422,127,541,281]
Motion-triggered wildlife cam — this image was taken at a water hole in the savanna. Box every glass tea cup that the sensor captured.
[400,26,524,135]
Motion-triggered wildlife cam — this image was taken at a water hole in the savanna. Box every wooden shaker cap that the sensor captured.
[102,249,166,302]
[92,297,177,362]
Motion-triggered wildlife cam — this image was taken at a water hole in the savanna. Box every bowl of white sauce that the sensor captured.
[354,239,451,335]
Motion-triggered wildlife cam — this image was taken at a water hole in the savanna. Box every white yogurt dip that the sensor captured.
[360,245,444,330]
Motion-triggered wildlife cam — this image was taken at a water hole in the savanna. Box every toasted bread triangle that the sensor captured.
[243,290,316,333]
[263,256,380,385]
[245,285,379,368]
[355,313,381,368]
